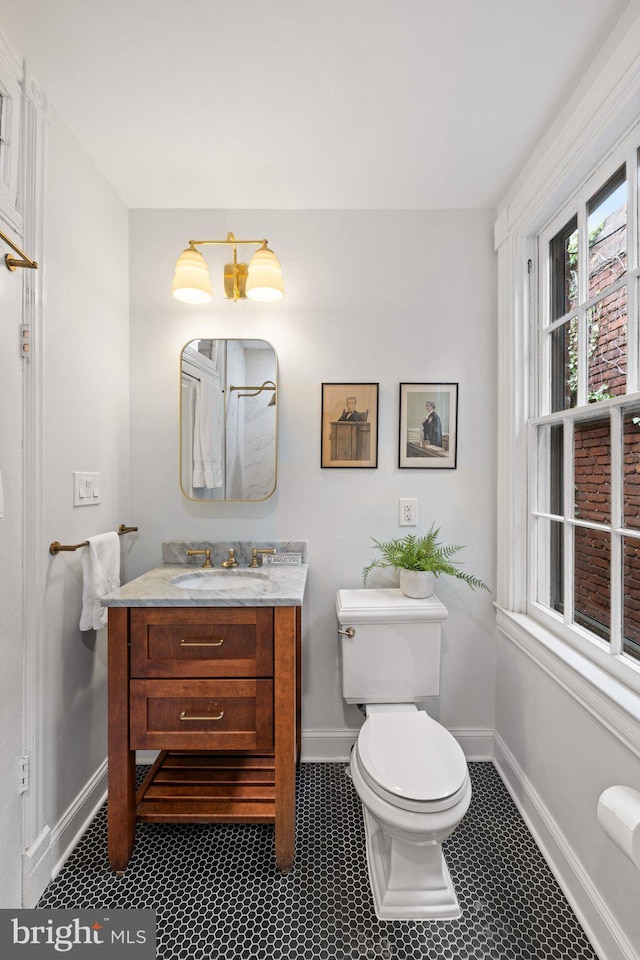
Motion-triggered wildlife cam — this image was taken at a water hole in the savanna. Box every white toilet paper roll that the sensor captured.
[597,785,640,868]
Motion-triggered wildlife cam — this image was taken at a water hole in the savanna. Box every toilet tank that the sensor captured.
[336,588,449,703]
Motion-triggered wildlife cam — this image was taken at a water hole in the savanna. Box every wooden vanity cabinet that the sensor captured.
[107,604,301,874]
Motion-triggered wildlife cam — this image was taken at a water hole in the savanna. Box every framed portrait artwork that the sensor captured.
[399,382,458,469]
[321,382,379,468]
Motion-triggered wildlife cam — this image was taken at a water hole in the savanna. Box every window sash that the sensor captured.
[528,396,640,681]
[529,135,640,686]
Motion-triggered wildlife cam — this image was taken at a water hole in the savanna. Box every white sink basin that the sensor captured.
[170,569,269,591]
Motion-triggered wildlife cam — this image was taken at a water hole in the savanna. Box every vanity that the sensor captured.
[102,544,307,874]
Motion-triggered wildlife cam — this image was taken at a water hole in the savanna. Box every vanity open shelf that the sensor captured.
[103,557,306,874]
[135,751,278,824]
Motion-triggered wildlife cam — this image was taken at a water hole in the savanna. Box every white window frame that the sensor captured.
[525,131,640,694]
[495,6,640,716]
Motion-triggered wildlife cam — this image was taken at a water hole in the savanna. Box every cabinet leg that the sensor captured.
[107,607,136,871]
[295,605,302,764]
[275,821,295,873]
[274,606,297,872]
[107,749,136,871]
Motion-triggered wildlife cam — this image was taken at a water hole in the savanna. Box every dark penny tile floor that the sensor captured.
[38,762,597,959]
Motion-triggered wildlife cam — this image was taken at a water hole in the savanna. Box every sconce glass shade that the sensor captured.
[245,246,285,302]
[172,247,213,303]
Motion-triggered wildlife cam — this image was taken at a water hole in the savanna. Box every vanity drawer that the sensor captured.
[129,679,274,750]
[130,607,273,678]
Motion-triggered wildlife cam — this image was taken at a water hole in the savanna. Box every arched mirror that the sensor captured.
[180,338,277,501]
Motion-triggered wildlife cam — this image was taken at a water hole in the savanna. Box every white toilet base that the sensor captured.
[362,807,461,921]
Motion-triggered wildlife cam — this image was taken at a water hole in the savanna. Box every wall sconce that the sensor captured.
[172,232,284,304]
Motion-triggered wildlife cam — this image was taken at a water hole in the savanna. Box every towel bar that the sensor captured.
[229,380,276,398]
[1,228,38,272]
[49,524,138,556]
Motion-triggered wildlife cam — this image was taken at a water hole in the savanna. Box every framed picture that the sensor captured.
[321,382,379,468]
[399,382,458,469]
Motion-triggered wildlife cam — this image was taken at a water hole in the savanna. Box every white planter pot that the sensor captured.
[399,569,435,599]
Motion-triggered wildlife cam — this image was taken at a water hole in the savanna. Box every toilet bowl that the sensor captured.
[349,705,471,919]
[336,588,472,920]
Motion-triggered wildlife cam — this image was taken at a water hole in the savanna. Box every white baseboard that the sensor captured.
[494,733,638,960]
[301,729,357,762]
[48,760,108,883]
[450,727,494,761]
[301,727,495,763]
[22,825,51,909]
[22,760,108,907]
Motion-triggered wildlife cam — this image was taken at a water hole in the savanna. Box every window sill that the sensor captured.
[495,606,640,759]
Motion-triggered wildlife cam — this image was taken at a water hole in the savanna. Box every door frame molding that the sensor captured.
[19,56,49,906]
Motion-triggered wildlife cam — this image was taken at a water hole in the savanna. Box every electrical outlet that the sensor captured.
[399,498,417,526]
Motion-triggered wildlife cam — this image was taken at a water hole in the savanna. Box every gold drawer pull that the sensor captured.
[179,709,225,722]
[180,638,225,647]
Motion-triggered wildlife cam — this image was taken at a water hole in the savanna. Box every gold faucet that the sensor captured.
[249,547,276,568]
[187,548,213,568]
[221,548,239,568]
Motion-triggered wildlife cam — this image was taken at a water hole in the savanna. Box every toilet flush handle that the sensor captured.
[338,627,355,638]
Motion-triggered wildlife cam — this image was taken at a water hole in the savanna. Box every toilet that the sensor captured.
[336,588,472,921]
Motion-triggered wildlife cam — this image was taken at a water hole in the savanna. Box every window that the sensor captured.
[532,140,640,675]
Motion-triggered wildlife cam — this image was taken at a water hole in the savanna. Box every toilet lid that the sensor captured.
[357,711,468,802]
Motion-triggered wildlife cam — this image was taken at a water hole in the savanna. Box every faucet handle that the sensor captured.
[187,548,213,568]
[249,547,276,568]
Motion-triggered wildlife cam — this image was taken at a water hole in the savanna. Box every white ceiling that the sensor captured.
[0,0,632,210]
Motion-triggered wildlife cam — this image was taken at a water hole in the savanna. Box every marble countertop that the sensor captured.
[101,563,308,607]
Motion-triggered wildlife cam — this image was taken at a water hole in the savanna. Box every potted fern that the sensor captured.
[362,523,489,598]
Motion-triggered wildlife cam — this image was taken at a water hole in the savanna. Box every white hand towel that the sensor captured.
[192,376,223,489]
[79,532,121,631]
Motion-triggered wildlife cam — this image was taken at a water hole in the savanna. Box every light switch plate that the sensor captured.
[73,471,101,506]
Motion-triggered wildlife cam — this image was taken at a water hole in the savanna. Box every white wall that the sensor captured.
[495,628,640,956]
[39,106,129,866]
[129,208,498,757]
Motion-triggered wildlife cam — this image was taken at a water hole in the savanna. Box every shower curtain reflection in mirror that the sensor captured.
[180,339,277,502]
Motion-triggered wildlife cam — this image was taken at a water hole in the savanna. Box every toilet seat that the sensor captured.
[356,711,469,814]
